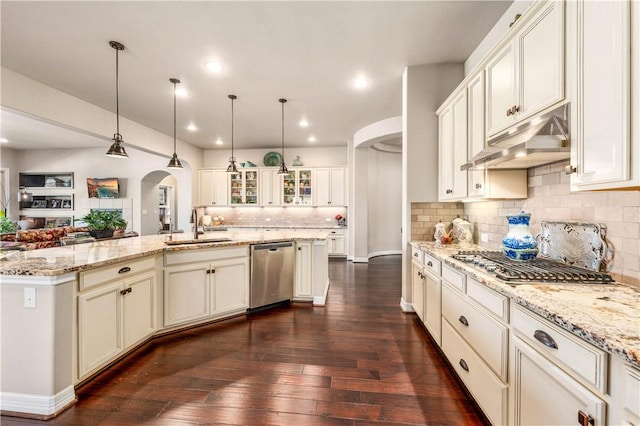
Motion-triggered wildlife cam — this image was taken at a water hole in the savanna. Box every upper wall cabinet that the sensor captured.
[259,168,282,206]
[315,167,346,206]
[566,0,639,190]
[486,0,565,137]
[438,90,468,201]
[198,169,228,206]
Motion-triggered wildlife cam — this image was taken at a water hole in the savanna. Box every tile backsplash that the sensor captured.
[197,206,348,228]
[412,160,640,288]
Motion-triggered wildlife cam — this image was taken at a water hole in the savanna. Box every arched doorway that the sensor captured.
[140,170,179,236]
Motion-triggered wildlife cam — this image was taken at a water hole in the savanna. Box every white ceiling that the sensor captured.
[0,1,511,152]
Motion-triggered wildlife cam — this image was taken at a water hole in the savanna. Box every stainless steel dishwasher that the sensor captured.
[250,242,295,310]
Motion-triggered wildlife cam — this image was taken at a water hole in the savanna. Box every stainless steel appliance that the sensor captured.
[451,250,614,285]
[250,242,294,309]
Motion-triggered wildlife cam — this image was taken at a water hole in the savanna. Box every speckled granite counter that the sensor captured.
[0,230,332,277]
[410,241,640,369]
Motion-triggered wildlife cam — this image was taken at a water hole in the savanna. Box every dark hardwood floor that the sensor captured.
[2,256,488,425]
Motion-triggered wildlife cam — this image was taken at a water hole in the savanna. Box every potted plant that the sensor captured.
[76,209,127,239]
[0,216,17,235]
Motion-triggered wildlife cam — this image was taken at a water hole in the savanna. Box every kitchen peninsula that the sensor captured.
[0,230,331,419]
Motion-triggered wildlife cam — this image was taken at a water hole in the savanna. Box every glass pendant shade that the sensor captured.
[167,78,184,169]
[277,161,289,175]
[106,41,129,158]
[226,157,239,175]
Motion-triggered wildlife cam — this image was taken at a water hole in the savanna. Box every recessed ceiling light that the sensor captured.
[354,76,370,89]
[0,137,8,143]
[215,138,223,146]
[175,87,188,97]
[299,119,309,127]
[308,135,316,143]
[206,61,224,73]
[187,123,198,131]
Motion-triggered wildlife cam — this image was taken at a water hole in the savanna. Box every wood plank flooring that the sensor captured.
[2,255,488,425]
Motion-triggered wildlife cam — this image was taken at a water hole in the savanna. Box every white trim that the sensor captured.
[346,255,354,261]
[0,272,76,286]
[400,297,413,313]
[368,250,402,259]
[1,385,76,416]
[313,280,330,306]
[352,257,369,263]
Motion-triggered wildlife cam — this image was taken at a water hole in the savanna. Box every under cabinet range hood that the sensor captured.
[461,103,571,171]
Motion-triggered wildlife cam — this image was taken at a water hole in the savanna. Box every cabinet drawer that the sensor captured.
[79,256,156,291]
[410,246,424,265]
[511,304,608,393]
[442,264,465,292]
[164,246,249,266]
[623,366,640,418]
[442,320,508,425]
[423,253,441,276]
[467,277,509,321]
[442,284,508,380]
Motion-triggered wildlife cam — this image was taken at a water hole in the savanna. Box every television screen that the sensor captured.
[87,178,119,198]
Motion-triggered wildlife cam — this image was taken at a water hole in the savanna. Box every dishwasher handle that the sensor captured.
[251,242,294,252]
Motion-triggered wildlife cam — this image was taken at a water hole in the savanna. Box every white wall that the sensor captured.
[464,0,534,75]
[401,63,464,310]
[0,147,20,219]
[7,147,193,233]
[367,148,402,257]
[203,146,347,168]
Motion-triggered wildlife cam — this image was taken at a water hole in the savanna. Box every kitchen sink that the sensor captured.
[164,237,232,245]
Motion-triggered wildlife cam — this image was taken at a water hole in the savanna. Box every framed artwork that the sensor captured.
[62,199,72,209]
[32,200,47,208]
[48,199,62,209]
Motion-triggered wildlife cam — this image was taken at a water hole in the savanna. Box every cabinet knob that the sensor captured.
[427,261,433,267]
[577,410,595,426]
[413,252,418,257]
[120,289,128,296]
[458,315,469,327]
[565,165,577,174]
[514,105,521,113]
[328,201,332,204]
[475,183,482,189]
[506,108,512,117]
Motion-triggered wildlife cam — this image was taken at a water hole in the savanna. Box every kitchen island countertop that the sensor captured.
[411,241,640,369]
[0,230,332,277]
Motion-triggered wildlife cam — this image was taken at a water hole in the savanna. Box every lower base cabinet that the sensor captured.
[78,265,156,379]
[295,241,313,299]
[411,259,425,321]
[163,246,250,328]
[510,334,605,426]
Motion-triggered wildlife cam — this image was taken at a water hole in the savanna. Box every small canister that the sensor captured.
[434,220,447,245]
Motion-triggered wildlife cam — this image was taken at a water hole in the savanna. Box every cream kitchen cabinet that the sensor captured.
[486,0,565,137]
[163,246,249,328]
[411,257,425,322]
[260,168,282,206]
[230,170,258,205]
[295,241,312,300]
[466,71,528,200]
[422,253,442,346]
[315,167,346,206]
[567,0,639,190]
[77,257,157,379]
[282,169,313,206]
[327,229,347,257]
[510,304,607,426]
[198,169,228,206]
[438,89,468,201]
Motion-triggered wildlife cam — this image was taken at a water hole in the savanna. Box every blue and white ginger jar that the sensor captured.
[502,211,538,261]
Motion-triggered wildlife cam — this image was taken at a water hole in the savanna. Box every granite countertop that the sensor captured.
[0,230,332,277]
[410,241,640,369]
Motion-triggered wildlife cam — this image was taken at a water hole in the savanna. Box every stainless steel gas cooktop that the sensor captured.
[451,251,615,284]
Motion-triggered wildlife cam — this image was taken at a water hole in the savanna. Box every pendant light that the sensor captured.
[277,98,289,175]
[105,41,129,158]
[167,78,184,169]
[226,94,239,175]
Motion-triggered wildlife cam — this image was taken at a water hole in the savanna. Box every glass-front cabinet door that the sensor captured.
[230,170,259,205]
[282,169,313,205]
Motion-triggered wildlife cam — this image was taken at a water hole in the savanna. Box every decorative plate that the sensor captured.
[263,151,282,167]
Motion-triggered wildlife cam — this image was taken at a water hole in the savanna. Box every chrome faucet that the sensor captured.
[191,208,199,240]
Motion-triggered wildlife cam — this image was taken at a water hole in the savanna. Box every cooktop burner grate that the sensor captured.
[452,251,614,284]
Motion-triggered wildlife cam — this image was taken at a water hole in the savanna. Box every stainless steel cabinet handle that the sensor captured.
[118,267,131,274]
[458,316,469,327]
[459,359,469,372]
[534,329,558,349]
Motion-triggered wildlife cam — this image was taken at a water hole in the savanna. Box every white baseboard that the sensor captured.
[400,297,414,313]
[368,250,402,259]
[352,257,369,263]
[1,385,75,416]
[313,280,330,306]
